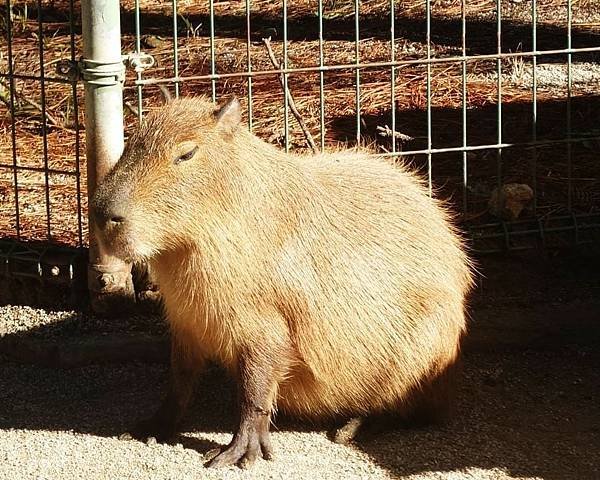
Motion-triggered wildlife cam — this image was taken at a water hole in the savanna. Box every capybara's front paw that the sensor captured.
[206,425,273,468]
[120,415,176,443]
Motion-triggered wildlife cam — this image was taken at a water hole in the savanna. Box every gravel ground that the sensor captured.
[1,252,599,479]
[0,348,598,480]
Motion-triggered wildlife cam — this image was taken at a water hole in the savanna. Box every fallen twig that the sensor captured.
[124,101,140,117]
[376,125,414,143]
[262,37,319,154]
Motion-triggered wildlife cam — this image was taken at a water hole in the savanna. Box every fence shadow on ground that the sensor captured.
[28,4,600,61]
[128,12,600,61]
[0,342,599,479]
[329,94,600,222]
[332,95,600,151]
[355,346,600,480]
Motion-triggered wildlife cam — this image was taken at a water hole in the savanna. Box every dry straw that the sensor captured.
[1,0,599,246]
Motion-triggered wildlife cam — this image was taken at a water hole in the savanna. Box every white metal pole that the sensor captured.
[81,0,135,313]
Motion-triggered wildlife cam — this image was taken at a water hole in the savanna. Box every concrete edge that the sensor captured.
[1,300,598,368]
[0,328,594,369]
[0,334,169,368]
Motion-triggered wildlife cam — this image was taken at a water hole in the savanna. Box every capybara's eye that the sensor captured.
[174,146,198,164]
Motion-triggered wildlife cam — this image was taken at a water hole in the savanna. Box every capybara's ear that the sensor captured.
[214,96,241,134]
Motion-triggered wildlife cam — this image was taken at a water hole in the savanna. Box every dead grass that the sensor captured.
[1,0,599,246]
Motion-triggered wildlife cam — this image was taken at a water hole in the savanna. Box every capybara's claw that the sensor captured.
[206,444,249,468]
[206,429,273,468]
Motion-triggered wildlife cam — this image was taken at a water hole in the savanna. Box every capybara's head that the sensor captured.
[90,96,242,262]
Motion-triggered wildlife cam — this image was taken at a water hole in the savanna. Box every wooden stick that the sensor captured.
[262,37,319,154]
[376,125,414,142]
[124,101,140,117]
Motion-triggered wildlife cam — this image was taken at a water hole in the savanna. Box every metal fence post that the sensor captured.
[81,0,135,313]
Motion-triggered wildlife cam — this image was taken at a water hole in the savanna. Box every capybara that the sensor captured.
[91,96,473,468]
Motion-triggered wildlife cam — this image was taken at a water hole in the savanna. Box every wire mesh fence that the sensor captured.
[1,0,84,247]
[128,0,600,253]
[1,0,600,294]
[0,0,86,300]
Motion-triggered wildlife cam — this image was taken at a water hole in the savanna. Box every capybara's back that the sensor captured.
[92,96,473,467]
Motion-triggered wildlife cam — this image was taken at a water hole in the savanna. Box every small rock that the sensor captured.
[142,35,166,49]
[488,183,534,221]
[483,367,503,386]
[260,28,278,40]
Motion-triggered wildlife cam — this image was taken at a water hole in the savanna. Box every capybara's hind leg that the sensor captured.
[128,336,205,442]
[332,417,365,444]
[331,415,406,443]
[406,356,461,427]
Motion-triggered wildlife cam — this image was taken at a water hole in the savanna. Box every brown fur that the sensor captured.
[92,96,474,466]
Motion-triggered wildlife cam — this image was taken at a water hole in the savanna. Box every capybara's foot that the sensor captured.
[121,415,177,443]
[206,420,273,468]
[332,416,364,444]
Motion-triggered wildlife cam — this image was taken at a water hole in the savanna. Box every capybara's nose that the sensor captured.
[108,214,125,225]
[92,203,127,230]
